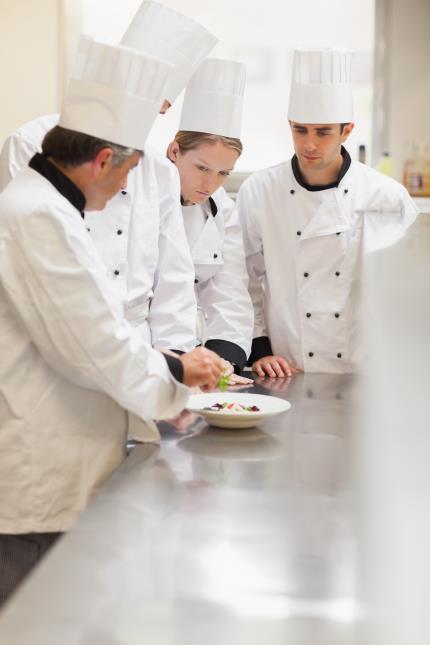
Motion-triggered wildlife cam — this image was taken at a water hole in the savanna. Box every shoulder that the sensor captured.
[6,114,60,150]
[239,161,291,198]
[0,169,75,232]
[351,161,413,207]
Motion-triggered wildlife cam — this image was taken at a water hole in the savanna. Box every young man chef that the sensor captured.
[236,48,418,377]
[0,0,218,353]
[0,36,222,607]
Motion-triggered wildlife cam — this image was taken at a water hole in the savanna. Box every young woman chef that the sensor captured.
[237,48,418,377]
[167,58,254,385]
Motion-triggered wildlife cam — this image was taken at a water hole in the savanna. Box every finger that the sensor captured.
[263,362,277,378]
[276,358,293,377]
[252,362,265,377]
[221,360,234,376]
[228,374,254,385]
[208,363,222,389]
[265,360,285,378]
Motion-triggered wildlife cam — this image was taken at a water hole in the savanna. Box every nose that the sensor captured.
[303,136,318,153]
[202,174,220,195]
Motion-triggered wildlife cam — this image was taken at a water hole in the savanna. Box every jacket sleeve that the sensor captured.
[0,203,189,422]
[147,160,197,352]
[235,179,269,341]
[200,192,254,370]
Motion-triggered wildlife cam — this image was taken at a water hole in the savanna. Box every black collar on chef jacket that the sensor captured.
[291,146,351,192]
[29,153,86,217]
[180,195,218,216]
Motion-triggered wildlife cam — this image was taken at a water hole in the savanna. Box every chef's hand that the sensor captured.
[180,347,223,390]
[252,355,299,378]
[221,359,254,386]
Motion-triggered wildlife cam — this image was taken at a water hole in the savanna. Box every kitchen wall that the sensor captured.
[0,0,81,148]
[1,0,428,182]
[374,0,430,180]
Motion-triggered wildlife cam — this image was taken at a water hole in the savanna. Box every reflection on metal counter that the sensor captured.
[357,213,430,644]
[0,373,358,644]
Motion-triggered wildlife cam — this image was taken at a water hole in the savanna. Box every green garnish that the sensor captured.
[218,370,229,391]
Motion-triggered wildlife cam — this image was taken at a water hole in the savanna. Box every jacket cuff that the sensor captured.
[163,353,184,384]
[247,336,273,365]
[205,339,247,372]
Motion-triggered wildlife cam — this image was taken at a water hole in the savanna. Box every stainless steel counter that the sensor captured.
[0,374,358,644]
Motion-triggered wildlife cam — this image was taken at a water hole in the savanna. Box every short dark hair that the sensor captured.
[41,126,141,168]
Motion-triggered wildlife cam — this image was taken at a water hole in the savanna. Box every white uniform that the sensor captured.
[181,187,253,370]
[237,157,418,374]
[0,115,197,352]
[0,166,189,534]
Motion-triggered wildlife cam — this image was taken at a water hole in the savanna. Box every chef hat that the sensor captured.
[179,58,246,138]
[121,1,218,105]
[59,35,172,150]
[287,48,354,123]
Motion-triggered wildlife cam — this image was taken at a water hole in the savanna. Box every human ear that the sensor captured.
[166,140,180,163]
[93,147,114,177]
[341,122,355,142]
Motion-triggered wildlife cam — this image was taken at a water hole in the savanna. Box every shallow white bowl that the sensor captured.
[186,392,291,429]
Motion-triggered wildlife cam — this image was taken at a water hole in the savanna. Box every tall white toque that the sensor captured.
[58,35,172,150]
[287,48,354,124]
[121,1,218,106]
[179,58,246,138]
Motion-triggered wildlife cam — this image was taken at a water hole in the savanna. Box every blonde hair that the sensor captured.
[173,131,243,156]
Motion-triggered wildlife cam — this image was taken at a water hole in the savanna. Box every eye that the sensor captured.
[219,171,230,177]
[196,165,209,172]
[317,132,329,137]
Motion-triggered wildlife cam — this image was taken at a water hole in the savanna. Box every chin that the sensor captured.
[193,194,209,204]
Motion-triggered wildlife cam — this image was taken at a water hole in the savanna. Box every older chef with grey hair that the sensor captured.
[0,36,222,607]
[237,47,418,377]
[0,0,218,354]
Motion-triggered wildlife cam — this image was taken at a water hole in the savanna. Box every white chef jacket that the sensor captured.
[0,115,197,352]
[236,157,418,374]
[181,187,253,370]
[0,165,190,534]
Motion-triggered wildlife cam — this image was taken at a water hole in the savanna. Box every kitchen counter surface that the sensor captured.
[0,373,358,644]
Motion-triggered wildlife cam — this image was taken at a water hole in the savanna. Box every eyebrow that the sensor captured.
[195,157,235,172]
[293,125,334,132]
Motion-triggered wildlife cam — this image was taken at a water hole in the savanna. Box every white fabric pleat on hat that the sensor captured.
[288,48,354,123]
[121,1,218,104]
[179,58,246,138]
[59,35,172,149]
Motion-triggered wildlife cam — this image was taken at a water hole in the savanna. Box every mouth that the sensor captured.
[303,154,320,161]
[196,190,210,197]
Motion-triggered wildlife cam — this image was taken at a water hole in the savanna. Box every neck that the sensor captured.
[298,151,344,187]
[48,157,89,199]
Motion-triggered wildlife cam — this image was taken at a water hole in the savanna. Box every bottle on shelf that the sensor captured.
[376,151,393,177]
[358,144,366,164]
[403,142,430,197]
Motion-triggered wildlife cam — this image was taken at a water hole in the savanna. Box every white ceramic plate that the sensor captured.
[186,392,291,429]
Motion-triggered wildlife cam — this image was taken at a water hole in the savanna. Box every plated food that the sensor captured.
[204,402,261,413]
[187,392,291,429]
